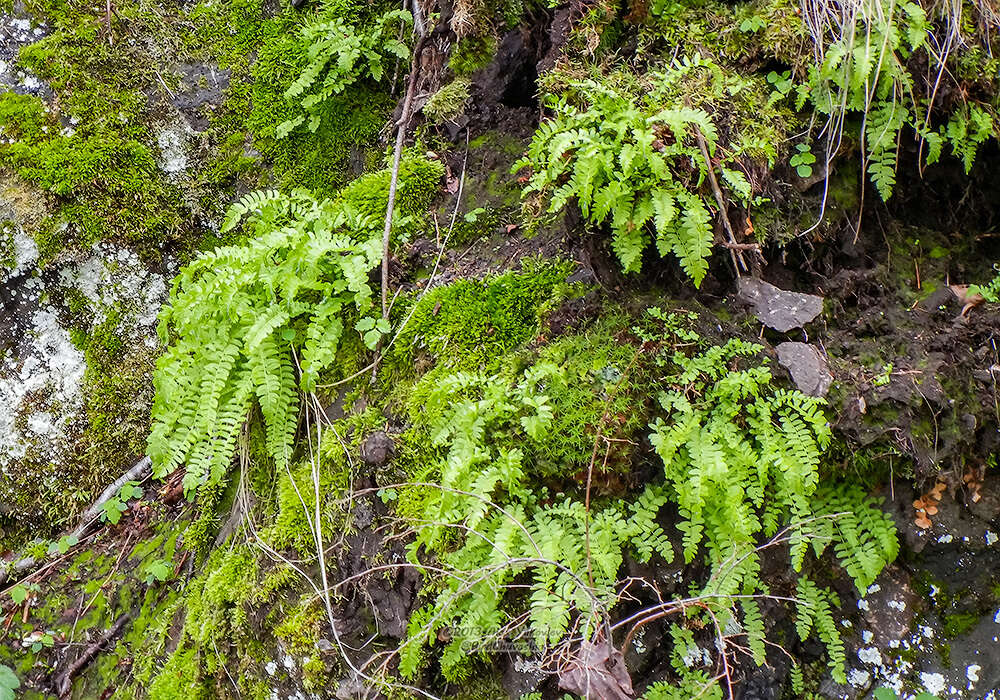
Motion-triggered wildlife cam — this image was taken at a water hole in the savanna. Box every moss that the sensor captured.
[423,78,472,124]
[274,597,325,656]
[75,310,156,503]
[144,546,262,696]
[387,259,576,378]
[147,648,213,700]
[336,151,446,237]
[448,205,503,245]
[180,478,228,559]
[942,610,980,638]
[0,92,184,262]
[261,409,381,552]
[449,34,498,76]
[452,672,507,699]
[187,0,398,200]
[0,220,15,270]
[501,317,651,478]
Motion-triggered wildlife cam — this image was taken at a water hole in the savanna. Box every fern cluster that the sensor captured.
[400,362,672,680]
[790,0,996,199]
[515,56,759,286]
[398,311,898,686]
[149,151,442,494]
[148,189,385,493]
[277,9,412,138]
[649,335,898,682]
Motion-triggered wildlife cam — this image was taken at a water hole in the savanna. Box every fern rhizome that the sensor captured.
[397,311,898,684]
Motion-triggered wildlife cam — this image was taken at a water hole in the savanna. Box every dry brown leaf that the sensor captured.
[558,638,634,700]
[951,284,985,316]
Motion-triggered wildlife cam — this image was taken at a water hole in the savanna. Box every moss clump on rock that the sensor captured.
[387,259,576,378]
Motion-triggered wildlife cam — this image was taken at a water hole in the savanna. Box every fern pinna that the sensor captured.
[514,56,757,286]
[148,188,385,493]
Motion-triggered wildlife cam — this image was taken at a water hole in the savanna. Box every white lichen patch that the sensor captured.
[155,119,194,177]
[921,671,947,695]
[858,646,882,665]
[0,221,38,279]
[57,242,167,337]
[967,664,981,685]
[0,239,168,515]
[0,307,86,468]
[848,667,871,688]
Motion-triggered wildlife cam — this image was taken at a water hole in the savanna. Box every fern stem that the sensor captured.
[375,32,429,382]
[692,123,747,276]
[380,35,429,319]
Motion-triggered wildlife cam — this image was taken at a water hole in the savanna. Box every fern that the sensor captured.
[969,264,1000,302]
[277,9,412,138]
[791,0,997,198]
[647,329,893,681]
[796,577,846,683]
[943,104,994,174]
[149,189,385,492]
[515,57,758,286]
[400,311,897,685]
[148,154,442,493]
[402,360,672,680]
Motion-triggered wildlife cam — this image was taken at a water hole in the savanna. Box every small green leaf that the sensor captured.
[281,328,296,341]
[9,586,27,605]
[795,164,813,178]
[144,559,173,584]
[363,329,381,350]
[0,664,20,700]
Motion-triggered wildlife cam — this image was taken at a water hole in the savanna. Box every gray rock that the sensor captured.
[776,341,833,397]
[738,277,824,332]
[360,431,395,467]
[502,654,548,700]
[168,61,230,132]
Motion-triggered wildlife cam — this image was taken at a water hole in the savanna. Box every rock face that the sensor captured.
[3,0,1000,695]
